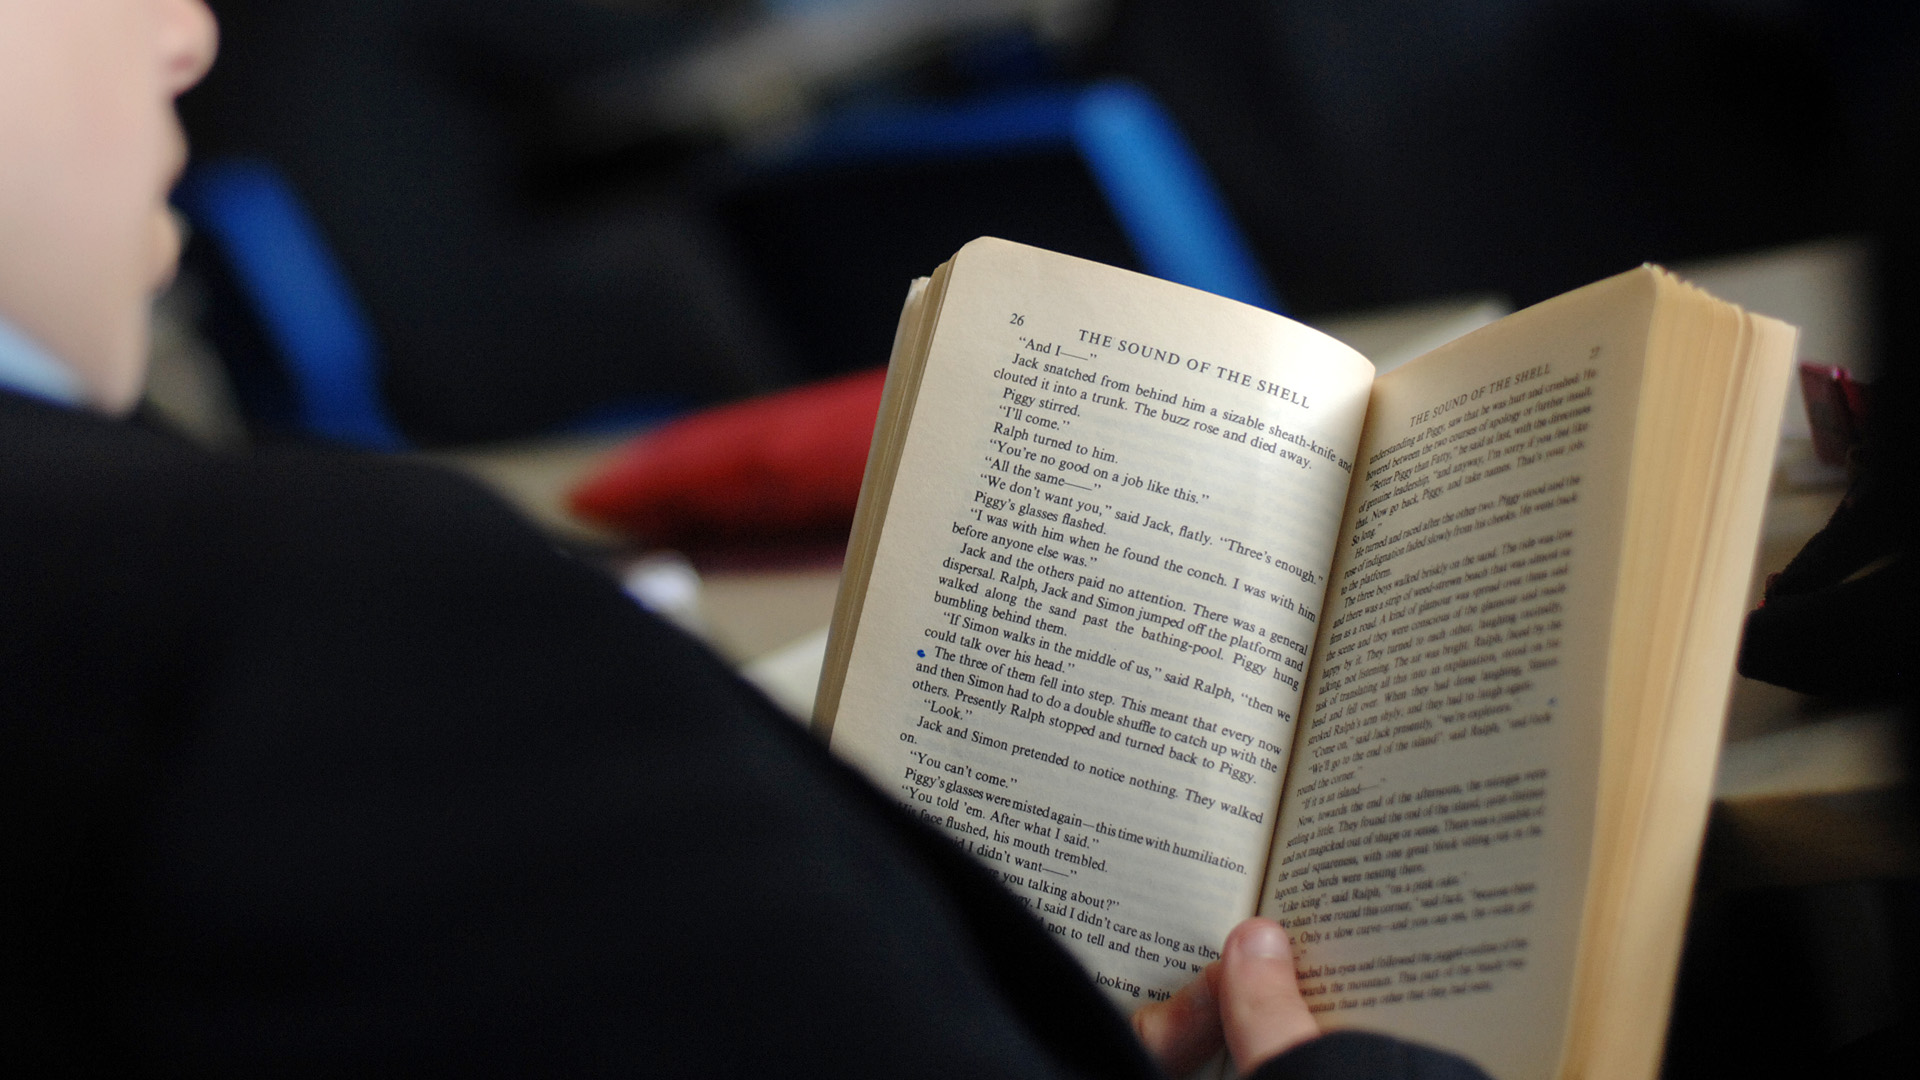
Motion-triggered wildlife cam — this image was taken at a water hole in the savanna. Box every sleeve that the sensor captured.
[1249,1031,1496,1080]
[89,453,1164,1079]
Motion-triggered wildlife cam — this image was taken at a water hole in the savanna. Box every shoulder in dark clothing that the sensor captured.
[2,390,1489,1078]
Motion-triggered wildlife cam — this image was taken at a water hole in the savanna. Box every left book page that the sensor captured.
[818,239,1374,1005]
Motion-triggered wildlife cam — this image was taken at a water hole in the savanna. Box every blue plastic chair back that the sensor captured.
[177,85,1264,448]
[784,79,1280,312]
[175,159,407,449]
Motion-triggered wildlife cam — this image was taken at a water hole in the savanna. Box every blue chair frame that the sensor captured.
[174,81,1269,449]
[779,79,1280,312]
[175,159,407,450]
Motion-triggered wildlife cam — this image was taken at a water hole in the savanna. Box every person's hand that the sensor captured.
[1132,918,1320,1076]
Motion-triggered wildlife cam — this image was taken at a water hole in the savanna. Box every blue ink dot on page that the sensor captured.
[917,650,925,657]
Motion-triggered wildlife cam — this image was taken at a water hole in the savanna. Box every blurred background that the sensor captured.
[150,2,1919,1075]
[159,0,1919,449]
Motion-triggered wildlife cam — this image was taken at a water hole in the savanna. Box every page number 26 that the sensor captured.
[1009,313,1025,326]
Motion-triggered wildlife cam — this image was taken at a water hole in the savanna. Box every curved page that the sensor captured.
[827,238,1374,1006]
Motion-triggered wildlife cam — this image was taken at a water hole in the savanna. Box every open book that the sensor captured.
[814,238,1795,1080]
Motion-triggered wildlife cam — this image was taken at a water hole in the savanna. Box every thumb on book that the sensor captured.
[1132,918,1320,1076]
[1219,917,1321,1073]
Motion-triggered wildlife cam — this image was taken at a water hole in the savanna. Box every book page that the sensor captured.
[824,239,1374,1006]
[1261,271,1657,1080]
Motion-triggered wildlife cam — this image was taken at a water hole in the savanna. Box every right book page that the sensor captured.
[1262,268,1660,1080]
[1262,265,1795,1080]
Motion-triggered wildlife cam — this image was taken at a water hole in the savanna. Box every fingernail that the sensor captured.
[1239,921,1290,960]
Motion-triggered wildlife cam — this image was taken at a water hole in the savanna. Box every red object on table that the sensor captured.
[569,367,888,549]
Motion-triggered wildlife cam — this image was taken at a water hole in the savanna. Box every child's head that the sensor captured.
[0,0,216,412]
